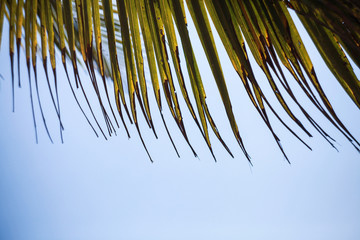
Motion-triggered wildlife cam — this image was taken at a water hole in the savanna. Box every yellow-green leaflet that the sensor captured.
[39,0,47,61]
[126,0,153,130]
[145,0,177,119]
[45,0,55,68]
[9,0,16,55]
[0,1,5,48]
[187,0,237,156]
[16,0,24,41]
[170,0,231,158]
[102,0,132,136]
[63,0,75,62]
[117,0,153,160]
[31,0,37,67]
[116,0,137,123]
[153,0,183,123]
[83,0,93,52]
[136,0,160,109]
[159,0,199,124]
[92,0,104,76]
[74,0,86,61]
[55,0,65,62]
[24,0,31,62]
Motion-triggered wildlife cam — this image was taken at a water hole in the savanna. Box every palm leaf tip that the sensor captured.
[0,0,359,161]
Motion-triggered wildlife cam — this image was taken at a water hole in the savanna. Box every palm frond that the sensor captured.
[1,0,359,161]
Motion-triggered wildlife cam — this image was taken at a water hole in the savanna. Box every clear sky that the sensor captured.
[0,7,359,240]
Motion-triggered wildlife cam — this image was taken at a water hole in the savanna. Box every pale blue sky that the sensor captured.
[0,7,360,240]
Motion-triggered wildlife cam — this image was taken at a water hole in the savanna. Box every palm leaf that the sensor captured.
[1,0,359,161]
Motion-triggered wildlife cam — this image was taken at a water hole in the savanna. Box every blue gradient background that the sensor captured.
[0,10,359,240]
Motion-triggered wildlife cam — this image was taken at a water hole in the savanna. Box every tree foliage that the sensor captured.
[1,0,359,161]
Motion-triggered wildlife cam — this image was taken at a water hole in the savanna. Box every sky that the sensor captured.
[0,6,360,240]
